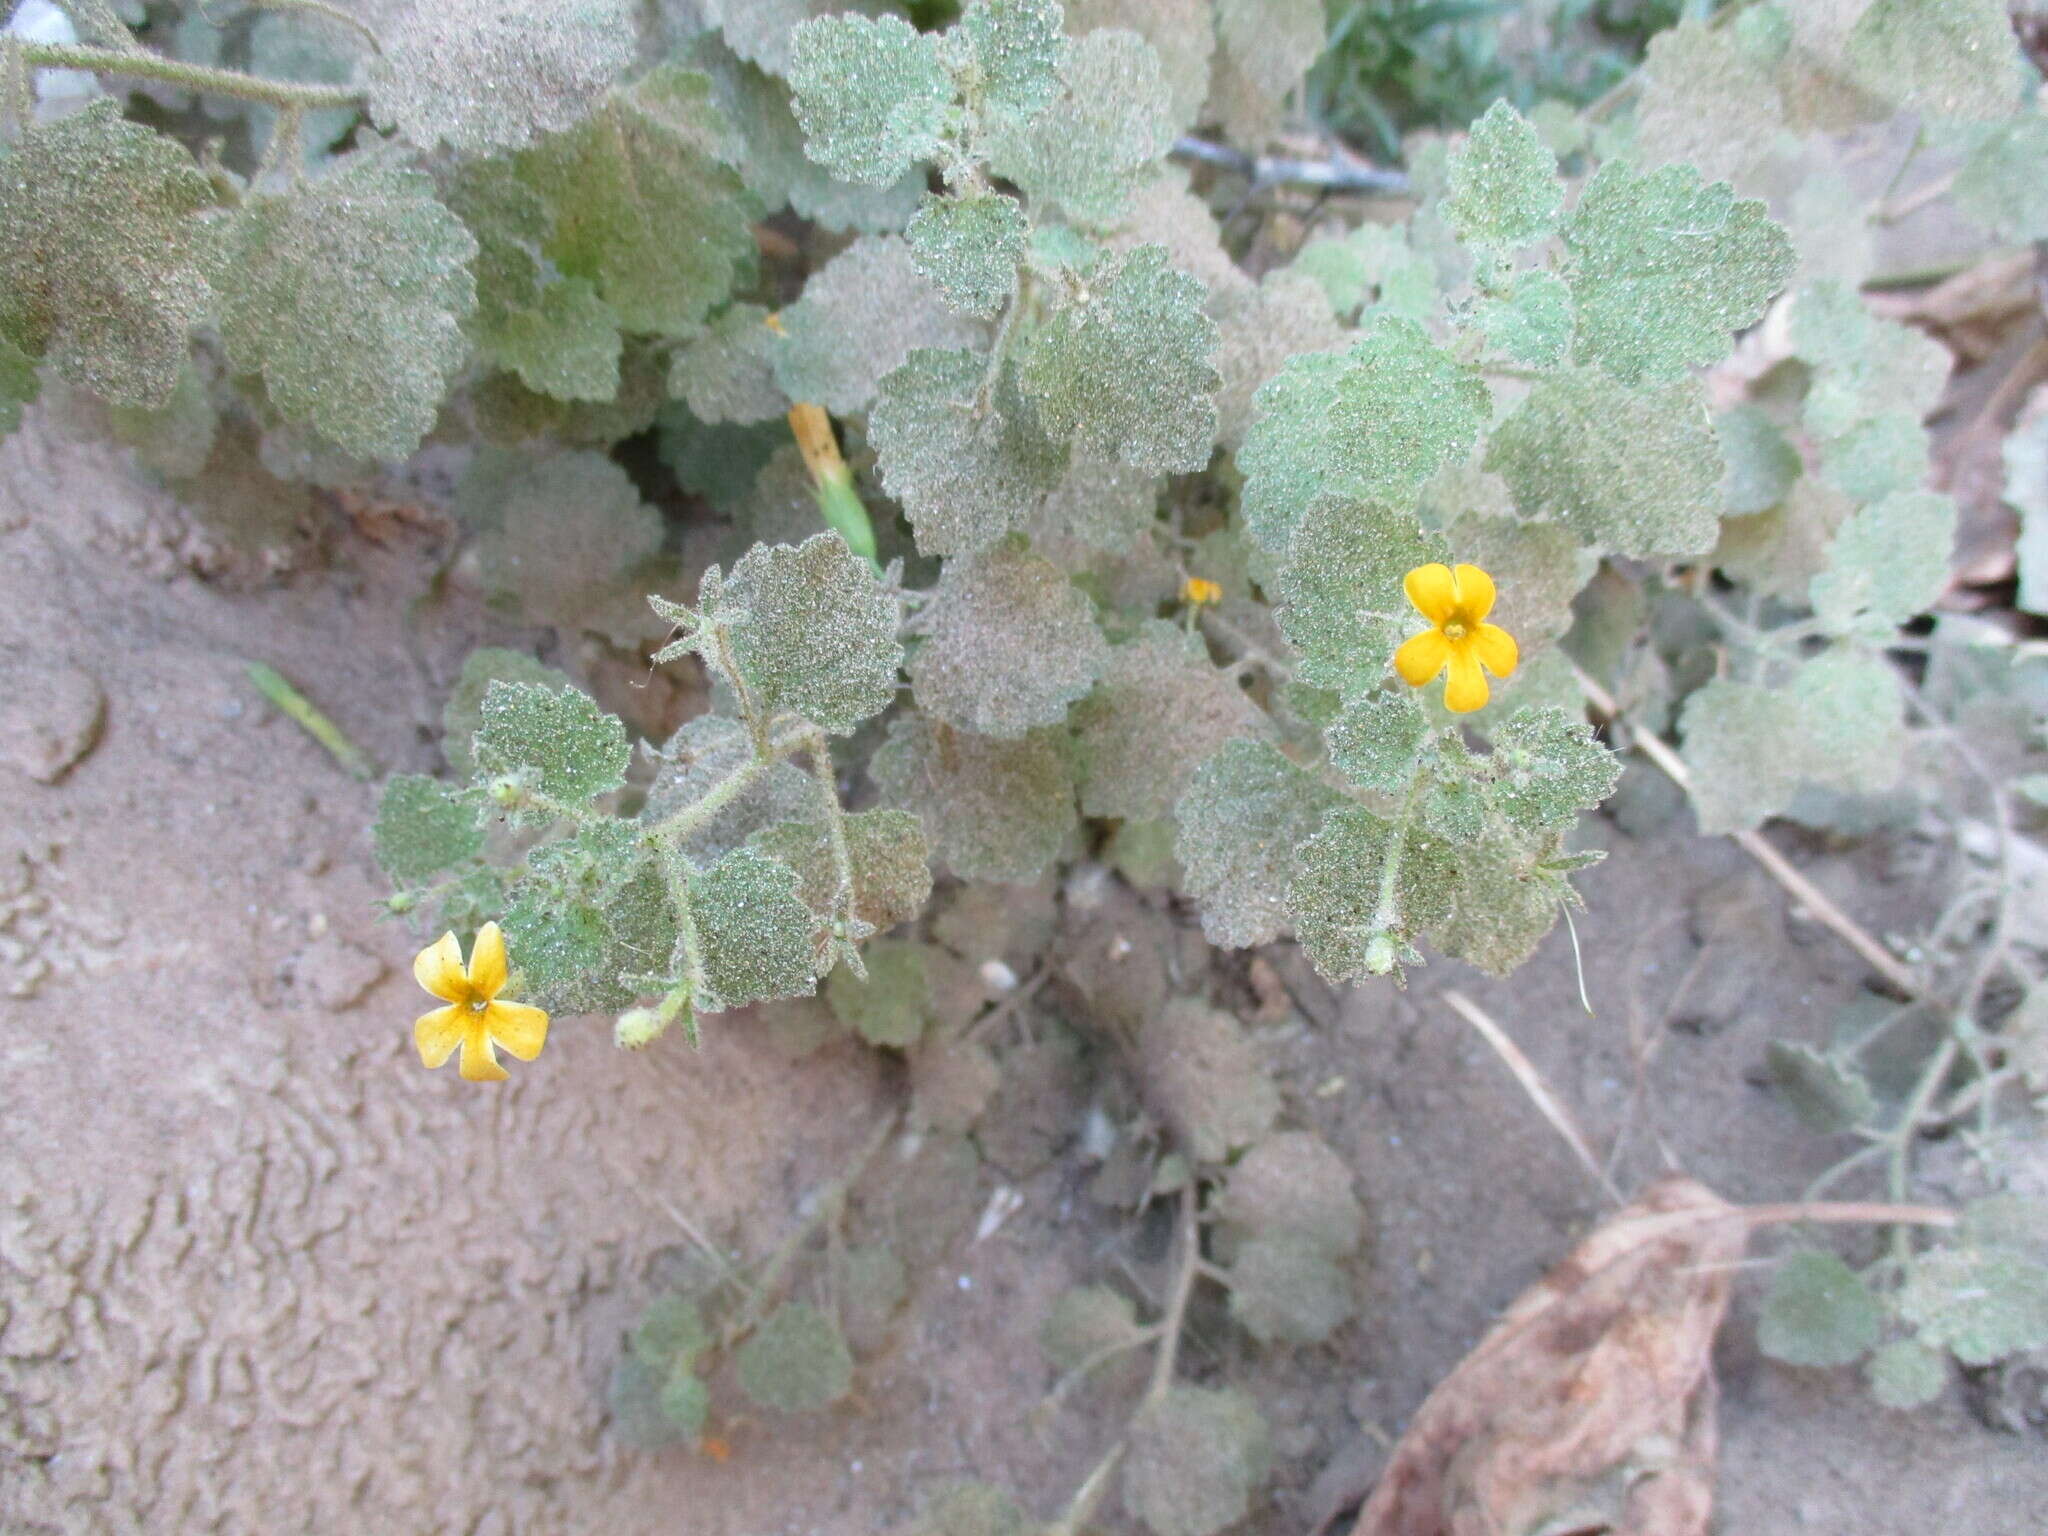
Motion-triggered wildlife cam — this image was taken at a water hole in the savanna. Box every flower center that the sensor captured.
[468,995,490,1013]
[1442,619,1470,641]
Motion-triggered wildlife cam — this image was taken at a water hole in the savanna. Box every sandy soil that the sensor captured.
[2,412,2044,1534]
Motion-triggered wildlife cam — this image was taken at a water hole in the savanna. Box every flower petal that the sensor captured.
[1443,647,1491,713]
[1452,563,1496,623]
[486,1001,549,1062]
[1469,621,1519,679]
[1403,563,1458,625]
[458,1032,509,1082]
[1394,628,1452,688]
[413,931,470,1003]
[414,1005,468,1070]
[467,921,509,999]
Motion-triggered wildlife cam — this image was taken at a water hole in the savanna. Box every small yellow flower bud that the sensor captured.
[1182,576,1222,607]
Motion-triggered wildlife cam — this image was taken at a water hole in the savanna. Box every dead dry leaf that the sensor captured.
[1347,1176,1744,1536]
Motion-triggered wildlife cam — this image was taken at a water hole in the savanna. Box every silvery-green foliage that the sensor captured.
[692,532,904,736]
[1562,160,1793,384]
[0,103,213,412]
[870,716,1077,883]
[511,65,758,337]
[1275,499,1448,695]
[909,542,1108,737]
[870,347,1068,556]
[373,776,484,887]
[907,192,1029,318]
[750,808,931,938]
[955,0,1067,123]
[1122,1385,1271,1536]
[734,1302,855,1411]
[1326,692,1429,794]
[472,680,631,808]
[367,0,636,154]
[1810,491,1956,636]
[1072,622,1263,821]
[985,27,1175,228]
[688,846,821,1012]
[786,13,952,186]
[1138,1000,1280,1163]
[1289,806,1460,983]
[1017,243,1221,473]
[1237,319,1488,553]
[771,235,984,415]
[1486,370,1723,559]
[1174,739,1345,950]
[1758,1251,1883,1368]
[1443,100,1562,252]
[1470,270,1572,367]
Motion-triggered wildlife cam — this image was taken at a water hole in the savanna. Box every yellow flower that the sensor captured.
[1182,576,1222,606]
[1393,562,1519,714]
[412,922,549,1083]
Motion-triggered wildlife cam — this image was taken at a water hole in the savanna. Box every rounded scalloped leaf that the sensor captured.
[907,191,1029,318]
[787,13,953,186]
[1138,999,1279,1164]
[735,1301,855,1413]
[910,543,1109,738]
[472,680,630,806]
[1289,806,1460,983]
[1072,622,1264,822]
[1174,738,1345,950]
[688,845,821,1013]
[1122,1385,1271,1536]
[1226,1233,1354,1345]
[705,531,904,735]
[871,715,1077,883]
[772,235,984,416]
[367,0,636,154]
[1444,100,1562,251]
[1216,1131,1364,1255]
[986,27,1175,228]
[373,775,484,887]
[1758,1251,1881,1368]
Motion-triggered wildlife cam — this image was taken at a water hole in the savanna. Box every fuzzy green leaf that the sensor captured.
[772,234,984,415]
[787,13,953,185]
[1486,369,1722,559]
[449,159,621,404]
[1017,243,1220,474]
[515,65,757,337]
[907,191,1028,318]
[871,347,1068,557]
[1138,999,1280,1163]
[958,0,1067,121]
[700,532,904,735]
[1444,100,1562,252]
[1326,692,1429,794]
[1717,403,1801,517]
[668,303,784,424]
[826,936,930,1046]
[1040,1284,1143,1374]
[1471,269,1572,367]
[1290,220,1437,325]
[1238,318,1489,553]
[367,0,635,153]
[1123,1386,1271,1536]
[1789,648,1905,799]
[213,157,476,459]
[902,1482,1035,1536]
[0,102,213,409]
[374,775,484,887]
[472,681,630,806]
[1759,1251,1882,1367]
[1678,680,1801,835]
[1431,823,1580,977]
[1216,1131,1365,1255]
[986,27,1175,228]
[1227,1234,1353,1345]
[689,846,820,1012]
[911,542,1109,737]
[871,717,1077,882]
[1810,490,1956,635]
[1486,706,1622,835]
[1866,1338,1947,1410]
[1790,281,1951,443]
[644,714,826,864]
[442,648,571,780]
[1563,160,1793,384]
[1898,1247,2048,1367]
[1289,806,1460,982]
[749,808,933,938]
[1174,738,1346,950]
[1072,622,1263,821]
[1841,0,2024,121]
[1954,114,2048,241]
[735,1301,855,1413]
[501,849,675,1015]
[1275,499,1449,694]
[1765,1042,1879,1134]
[633,1294,711,1371]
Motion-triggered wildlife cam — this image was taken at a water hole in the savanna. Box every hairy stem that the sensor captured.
[802,729,859,951]
[18,40,364,110]
[1144,1185,1201,1408]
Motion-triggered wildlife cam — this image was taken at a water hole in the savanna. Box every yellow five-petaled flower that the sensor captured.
[1394,562,1519,714]
[412,922,549,1082]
